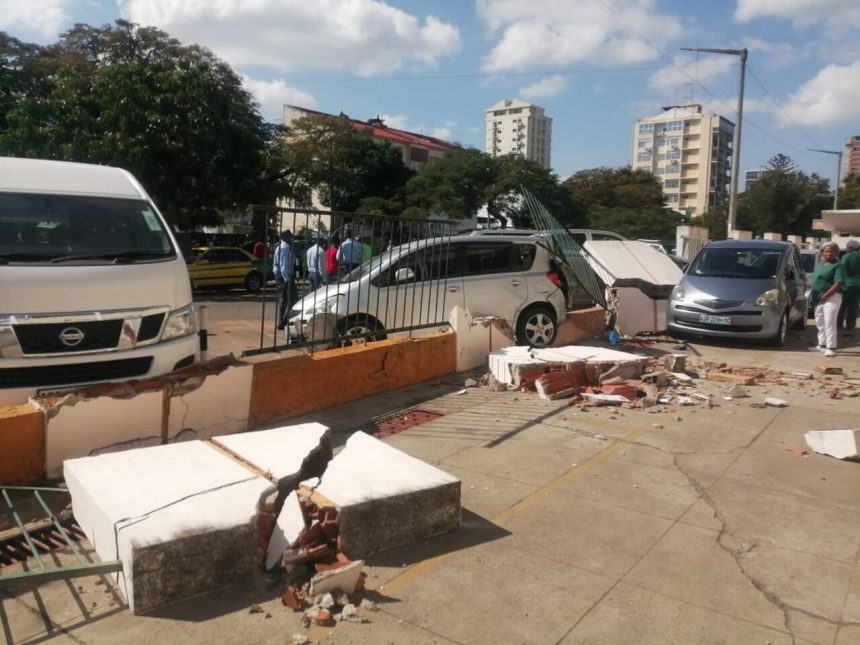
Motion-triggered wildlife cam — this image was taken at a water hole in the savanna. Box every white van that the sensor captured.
[0,158,200,404]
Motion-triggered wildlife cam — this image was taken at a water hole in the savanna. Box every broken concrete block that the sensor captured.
[167,362,253,441]
[707,372,756,386]
[728,384,749,398]
[582,393,628,406]
[814,364,843,375]
[642,371,670,387]
[309,559,364,595]
[510,362,549,389]
[535,371,580,400]
[488,346,545,385]
[307,432,460,559]
[763,397,789,408]
[266,491,306,570]
[64,441,273,614]
[804,429,860,459]
[664,354,687,372]
[450,306,515,372]
[670,372,693,383]
[600,384,637,401]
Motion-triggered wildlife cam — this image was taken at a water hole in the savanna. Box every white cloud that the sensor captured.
[735,0,860,30]
[648,53,735,92]
[777,60,860,127]
[119,0,460,76]
[0,0,70,38]
[240,76,317,122]
[477,0,684,72]
[520,74,567,99]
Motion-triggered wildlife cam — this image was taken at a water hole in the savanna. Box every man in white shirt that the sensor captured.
[336,228,363,276]
[306,238,328,291]
[273,230,296,331]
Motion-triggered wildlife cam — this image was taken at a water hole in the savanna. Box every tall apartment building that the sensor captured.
[485,99,552,169]
[631,104,734,218]
[744,168,765,191]
[844,135,860,178]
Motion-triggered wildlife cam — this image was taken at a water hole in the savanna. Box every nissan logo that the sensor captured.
[59,327,85,347]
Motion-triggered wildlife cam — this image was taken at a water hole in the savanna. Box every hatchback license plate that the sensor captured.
[699,314,731,325]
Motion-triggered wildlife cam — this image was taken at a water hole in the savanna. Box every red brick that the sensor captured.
[600,384,637,401]
[281,585,302,610]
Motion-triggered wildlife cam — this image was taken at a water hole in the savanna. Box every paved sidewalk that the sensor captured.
[2,333,859,644]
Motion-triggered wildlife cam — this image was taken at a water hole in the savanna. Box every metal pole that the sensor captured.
[807,148,843,210]
[728,49,747,238]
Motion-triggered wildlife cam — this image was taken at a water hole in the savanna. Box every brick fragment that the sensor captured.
[814,364,843,375]
[600,384,637,401]
[706,372,755,385]
[281,585,302,611]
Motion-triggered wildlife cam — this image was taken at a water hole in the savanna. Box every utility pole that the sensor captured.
[807,148,843,210]
[681,47,747,238]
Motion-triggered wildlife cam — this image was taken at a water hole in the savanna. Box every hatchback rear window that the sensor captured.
[463,243,512,275]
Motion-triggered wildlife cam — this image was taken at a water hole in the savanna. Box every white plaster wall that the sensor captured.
[450,306,515,373]
[167,364,253,442]
[45,391,164,478]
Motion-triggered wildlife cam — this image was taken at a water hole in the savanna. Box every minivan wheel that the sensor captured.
[770,311,788,347]
[338,315,387,343]
[516,305,557,348]
[244,271,263,292]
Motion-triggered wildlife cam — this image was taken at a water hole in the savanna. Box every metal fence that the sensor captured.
[241,206,461,357]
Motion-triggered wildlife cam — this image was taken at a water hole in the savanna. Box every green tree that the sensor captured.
[734,155,832,235]
[0,21,270,230]
[274,114,413,212]
[403,148,497,218]
[561,166,679,239]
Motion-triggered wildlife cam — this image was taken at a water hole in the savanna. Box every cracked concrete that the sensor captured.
[2,334,859,643]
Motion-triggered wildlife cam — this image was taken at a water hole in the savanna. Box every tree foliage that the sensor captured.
[0,21,270,230]
[562,166,680,239]
[274,114,413,213]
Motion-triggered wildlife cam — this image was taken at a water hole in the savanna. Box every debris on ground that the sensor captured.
[763,397,789,408]
[804,429,860,460]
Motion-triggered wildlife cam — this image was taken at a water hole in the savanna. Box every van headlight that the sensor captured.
[755,289,779,306]
[671,285,686,301]
[162,305,198,340]
[308,295,343,316]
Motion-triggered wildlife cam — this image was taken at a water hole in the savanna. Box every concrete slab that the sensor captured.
[64,441,273,613]
[804,428,860,459]
[310,431,461,558]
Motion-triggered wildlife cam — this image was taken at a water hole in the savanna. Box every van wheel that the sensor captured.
[338,315,387,343]
[245,271,263,292]
[770,311,788,347]
[516,305,557,348]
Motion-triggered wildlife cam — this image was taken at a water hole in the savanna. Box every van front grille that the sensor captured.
[0,357,153,389]
[14,320,123,354]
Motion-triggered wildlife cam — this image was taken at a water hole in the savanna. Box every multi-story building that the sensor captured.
[283,105,460,173]
[485,99,552,169]
[744,168,765,191]
[844,135,860,178]
[631,104,734,218]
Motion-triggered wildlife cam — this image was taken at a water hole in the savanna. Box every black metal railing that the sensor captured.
[242,207,461,357]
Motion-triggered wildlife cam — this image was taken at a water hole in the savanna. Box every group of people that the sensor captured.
[810,239,860,357]
[271,228,373,334]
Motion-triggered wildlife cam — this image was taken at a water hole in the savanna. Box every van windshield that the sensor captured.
[0,193,175,264]
[689,247,783,279]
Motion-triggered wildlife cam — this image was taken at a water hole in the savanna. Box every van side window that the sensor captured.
[423,246,457,281]
[512,244,537,270]
[463,243,512,275]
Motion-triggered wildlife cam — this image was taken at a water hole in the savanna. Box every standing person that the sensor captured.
[306,238,327,291]
[337,228,363,276]
[325,235,340,284]
[273,230,297,333]
[839,239,860,333]
[809,241,844,357]
[252,239,265,259]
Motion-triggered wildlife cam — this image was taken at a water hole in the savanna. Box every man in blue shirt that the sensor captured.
[337,228,363,276]
[273,230,297,332]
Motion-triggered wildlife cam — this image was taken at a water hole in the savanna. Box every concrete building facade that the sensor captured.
[744,168,765,191]
[485,99,552,169]
[844,135,860,178]
[632,104,734,218]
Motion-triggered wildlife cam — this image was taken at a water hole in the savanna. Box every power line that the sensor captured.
[746,65,825,149]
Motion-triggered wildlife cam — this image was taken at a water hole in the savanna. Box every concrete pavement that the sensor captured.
[2,329,859,644]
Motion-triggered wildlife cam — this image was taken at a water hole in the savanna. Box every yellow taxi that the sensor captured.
[186,246,265,291]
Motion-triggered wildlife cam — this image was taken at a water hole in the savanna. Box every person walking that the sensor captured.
[809,241,844,357]
[306,238,327,291]
[337,228,363,276]
[325,235,340,284]
[273,230,297,334]
[838,239,860,333]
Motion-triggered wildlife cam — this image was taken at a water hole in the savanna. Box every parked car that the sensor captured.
[0,157,199,404]
[186,246,266,291]
[289,235,567,347]
[667,240,807,346]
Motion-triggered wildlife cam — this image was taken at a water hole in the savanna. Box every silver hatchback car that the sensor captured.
[667,240,807,346]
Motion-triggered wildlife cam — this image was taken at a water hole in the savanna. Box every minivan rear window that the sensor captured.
[0,193,175,264]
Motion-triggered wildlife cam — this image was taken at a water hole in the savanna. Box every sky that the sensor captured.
[3,0,859,188]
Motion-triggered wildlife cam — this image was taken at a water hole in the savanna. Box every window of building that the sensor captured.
[638,139,651,148]
[668,120,683,131]
[637,152,652,162]
[664,164,679,175]
[666,192,679,202]
[638,123,654,134]
[666,137,681,147]
[664,178,680,188]
[666,149,680,160]
[410,147,429,163]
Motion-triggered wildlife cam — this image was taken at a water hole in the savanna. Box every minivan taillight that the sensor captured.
[546,271,562,288]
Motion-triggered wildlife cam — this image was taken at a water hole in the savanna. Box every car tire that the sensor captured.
[337,315,387,343]
[770,311,788,347]
[516,305,557,348]
[244,271,263,292]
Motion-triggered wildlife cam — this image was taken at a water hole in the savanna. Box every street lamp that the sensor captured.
[807,148,843,210]
[681,47,748,238]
